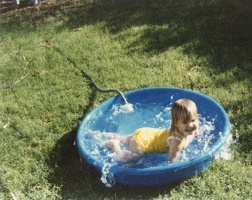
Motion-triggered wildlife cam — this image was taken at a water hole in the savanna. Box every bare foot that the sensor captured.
[102,139,119,150]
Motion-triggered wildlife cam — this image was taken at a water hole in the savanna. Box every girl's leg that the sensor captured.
[102,139,135,160]
[102,132,133,145]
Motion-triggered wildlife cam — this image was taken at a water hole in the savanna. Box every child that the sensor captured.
[102,99,199,163]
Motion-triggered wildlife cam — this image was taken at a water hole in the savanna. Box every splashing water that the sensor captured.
[112,103,134,114]
[215,127,238,161]
[215,133,233,160]
[101,163,116,187]
[79,102,232,187]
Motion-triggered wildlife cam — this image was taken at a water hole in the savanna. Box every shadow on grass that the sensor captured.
[2,0,252,72]
[2,0,251,88]
[0,179,10,198]
[58,0,252,72]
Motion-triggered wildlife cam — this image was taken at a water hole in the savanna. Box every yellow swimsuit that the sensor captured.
[133,127,186,153]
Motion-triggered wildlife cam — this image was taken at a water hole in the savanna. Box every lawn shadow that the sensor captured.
[58,0,252,72]
[2,0,251,81]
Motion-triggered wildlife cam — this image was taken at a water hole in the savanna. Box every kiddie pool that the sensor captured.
[76,87,231,186]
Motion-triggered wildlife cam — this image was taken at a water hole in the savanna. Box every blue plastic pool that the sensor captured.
[76,87,231,186]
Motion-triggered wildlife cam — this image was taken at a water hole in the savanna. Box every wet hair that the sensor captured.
[170,99,198,132]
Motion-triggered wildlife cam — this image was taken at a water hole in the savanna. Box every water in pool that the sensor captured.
[79,102,232,187]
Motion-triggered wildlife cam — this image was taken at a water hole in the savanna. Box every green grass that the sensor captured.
[0,0,252,199]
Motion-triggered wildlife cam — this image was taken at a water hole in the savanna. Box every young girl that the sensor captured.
[102,99,199,163]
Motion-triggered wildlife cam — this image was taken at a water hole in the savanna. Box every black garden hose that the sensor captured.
[81,70,129,104]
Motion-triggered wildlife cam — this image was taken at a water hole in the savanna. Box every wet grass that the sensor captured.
[0,0,252,199]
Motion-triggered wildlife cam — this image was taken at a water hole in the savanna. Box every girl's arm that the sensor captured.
[168,139,184,163]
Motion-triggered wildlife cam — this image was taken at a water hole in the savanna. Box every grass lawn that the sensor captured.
[0,0,251,199]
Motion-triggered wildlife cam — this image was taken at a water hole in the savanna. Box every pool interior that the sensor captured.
[79,102,220,169]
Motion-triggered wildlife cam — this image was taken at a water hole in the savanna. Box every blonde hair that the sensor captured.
[170,99,198,132]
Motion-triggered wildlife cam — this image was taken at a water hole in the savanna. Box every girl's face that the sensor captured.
[176,117,198,136]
